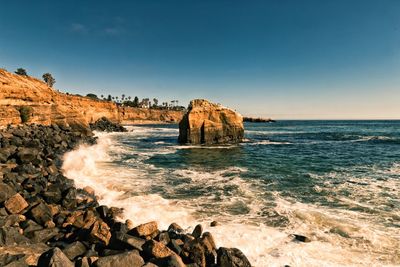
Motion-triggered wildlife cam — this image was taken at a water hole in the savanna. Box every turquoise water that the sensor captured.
[63,121,400,266]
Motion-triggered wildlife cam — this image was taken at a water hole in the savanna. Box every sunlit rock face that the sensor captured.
[178,99,244,145]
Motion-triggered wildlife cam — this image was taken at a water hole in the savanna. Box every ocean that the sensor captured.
[62,120,400,266]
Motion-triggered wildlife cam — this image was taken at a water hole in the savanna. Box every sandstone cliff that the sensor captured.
[0,69,183,127]
[178,99,244,145]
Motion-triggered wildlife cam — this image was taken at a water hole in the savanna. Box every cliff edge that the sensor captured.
[0,69,183,127]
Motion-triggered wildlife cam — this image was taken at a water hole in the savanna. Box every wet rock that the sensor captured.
[168,223,184,234]
[93,251,144,267]
[293,234,311,243]
[89,220,111,245]
[131,221,158,237]
[109,232,146,251]
[143,263,159,267]
[183,240,206,267]
[125,219,134,230]
[0,182,16,203]
[0,214,25,227]
[0,226,31,245]
[164,254,186,267]
[75,257,90,267]
[89,117,127,133]
[169,239,183,255]
[37,247,74,267]
[217,247,251,267]
[61,188,77,209]
[43,184,62,204]
[28,202,52,225]
[192,224,203,239]
[210,221,218,227]
[96,206,109,220]
[0,254,27,267]
[16,148,39,164]
[143,239,174,259]
[200,232,217,265]
[20,219,43,235]
[157,231,171,245]
[62,241,87,260]
[4,193,29,214]
[29,227,59,243]
[83,186,95,195]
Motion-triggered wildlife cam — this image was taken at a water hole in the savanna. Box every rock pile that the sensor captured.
[178,99,244,145]
[89,117,127,132]
[0,124,251,266]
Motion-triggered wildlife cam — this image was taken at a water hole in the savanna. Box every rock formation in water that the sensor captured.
[243,117,276,123]
[0,69,184,127]
[178,99,244,145]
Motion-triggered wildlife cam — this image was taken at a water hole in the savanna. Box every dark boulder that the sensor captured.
[0,226,31,245]
[109,231,146,251]
[16,148,39,164]
[0,182,16,203]
[37,247,74,267]
[61,188,77,209]
[93,251,144,267]
[62,241,87,260]
[27,202,52,226]
[191,224,203,239]
[217,247,251,267]
[89,117,127,133]
[293,234,311,243]
[29,227,59,243]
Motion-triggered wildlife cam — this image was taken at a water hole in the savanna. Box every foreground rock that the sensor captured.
[178,99,244,145]
[0,123,251,266]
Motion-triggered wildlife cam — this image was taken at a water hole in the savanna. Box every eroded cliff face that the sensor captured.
[178,99,244,145]
[0,69,183,127]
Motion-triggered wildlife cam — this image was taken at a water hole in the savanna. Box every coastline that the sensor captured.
[0,122,251,267]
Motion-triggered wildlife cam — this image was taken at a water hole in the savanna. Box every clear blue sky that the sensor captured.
[1,0,399,119]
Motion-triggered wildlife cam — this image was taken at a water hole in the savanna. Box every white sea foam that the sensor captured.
[246,140,292,145]
[62,129,400,267]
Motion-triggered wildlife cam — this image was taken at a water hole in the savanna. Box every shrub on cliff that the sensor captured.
[86,93,98,99]
[15,68,27,76]
[18,106,32,123]
[42,73,56,87]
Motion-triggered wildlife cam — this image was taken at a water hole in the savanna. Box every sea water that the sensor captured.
[62,120,400,266]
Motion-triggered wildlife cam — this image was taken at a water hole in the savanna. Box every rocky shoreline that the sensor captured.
[0,120,251,267]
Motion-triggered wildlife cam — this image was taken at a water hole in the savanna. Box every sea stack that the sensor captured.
[178,99,244,145]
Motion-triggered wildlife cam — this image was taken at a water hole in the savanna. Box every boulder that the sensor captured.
[16,148,39,164]
[93,251,144,267]
[143,240,174,259]
[178,99,244,145]
[293,234,311,243]
[217,247,251,267]
[4,193,29,214]
[191,224,203,239]
[0,226,31,245]
[89,220,111,245]
[37,247,74,267]
[27,202,52,225]
[109,232,146,251]
[130,221,158,237]
[0,183,16,203]
[29,228,59,243]
[62,241,87,260]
